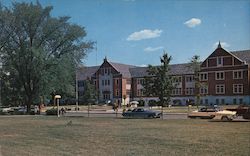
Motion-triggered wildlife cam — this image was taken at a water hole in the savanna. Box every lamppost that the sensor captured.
[75,69,78,112]
[54,95,61,117]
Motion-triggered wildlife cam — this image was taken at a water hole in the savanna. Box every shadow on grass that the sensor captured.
[209,120,250,122]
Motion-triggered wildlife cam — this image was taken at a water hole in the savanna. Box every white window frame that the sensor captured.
[233,84,243,94]
[173,76,182,83]
[200,85,208,94]
[200,72,208,81]
[172,88,182,95]
[215,71,224,80]
[185,76,194,82]
[185,88,194,95]
[233,70,243,79]
[216,84,225,94]
[217,57,223,66]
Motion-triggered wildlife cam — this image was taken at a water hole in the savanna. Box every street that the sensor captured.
[64,110,188,119]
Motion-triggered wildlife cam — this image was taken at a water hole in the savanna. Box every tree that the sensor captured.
[0,2,93,113]
[80,79,97,104]
[143,52,175,118]
[189,55,201,108]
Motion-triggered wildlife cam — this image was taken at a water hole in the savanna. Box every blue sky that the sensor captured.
[2,0,250,66]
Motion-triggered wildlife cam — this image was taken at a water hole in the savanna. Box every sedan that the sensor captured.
[188,107,218,119]
[122,108,161,118]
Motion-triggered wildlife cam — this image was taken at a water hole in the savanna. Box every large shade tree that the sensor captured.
[0,2,93,112]
[143,52,175,118]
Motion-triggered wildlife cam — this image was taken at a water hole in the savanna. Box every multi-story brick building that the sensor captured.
[77,43,250,105]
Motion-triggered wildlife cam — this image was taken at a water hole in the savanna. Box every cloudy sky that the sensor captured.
[2,0,250,66]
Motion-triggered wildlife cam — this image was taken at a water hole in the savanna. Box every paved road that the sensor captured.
[64,111,188,119]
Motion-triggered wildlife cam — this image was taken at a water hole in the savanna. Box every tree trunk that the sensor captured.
[26,97,33,114]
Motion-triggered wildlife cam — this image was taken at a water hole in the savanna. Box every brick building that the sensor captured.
[77,43,250,105]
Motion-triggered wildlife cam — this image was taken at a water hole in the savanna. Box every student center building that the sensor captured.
[77,43,250,106]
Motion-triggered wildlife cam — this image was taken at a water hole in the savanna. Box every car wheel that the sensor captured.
[148,114,154,118]
[221,116,230,121]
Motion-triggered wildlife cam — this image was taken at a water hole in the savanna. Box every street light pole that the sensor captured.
[76,69,78,111]
[55,95,61,117]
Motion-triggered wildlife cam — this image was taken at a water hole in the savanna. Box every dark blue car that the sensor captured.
[122,108,161,118]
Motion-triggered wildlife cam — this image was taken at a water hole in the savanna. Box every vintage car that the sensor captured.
[226,105,250,120]
[212,110,237,121]
[122,108,162,118]
[188,107,219,119]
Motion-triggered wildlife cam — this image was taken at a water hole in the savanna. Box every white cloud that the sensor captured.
[139,64,147,67]
[127,29,162,41]
[184,18,201,28]
[213,41,230,49]
[144,46,164,52]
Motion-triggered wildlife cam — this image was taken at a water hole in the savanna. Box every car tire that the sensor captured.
[148,114,154,118]
[221,116,230,121]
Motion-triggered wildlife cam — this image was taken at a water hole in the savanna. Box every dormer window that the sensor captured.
[217,57,223,66]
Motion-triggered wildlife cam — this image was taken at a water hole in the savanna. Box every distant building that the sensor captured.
[77,43,250,105]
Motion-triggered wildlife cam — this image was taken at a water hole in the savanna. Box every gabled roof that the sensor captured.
[109,62,137,78]
[129,63,195,78]
[231,50,250,64]
[201,44,250,67]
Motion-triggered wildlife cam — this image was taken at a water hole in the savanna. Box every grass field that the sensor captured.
[0,116,249,156]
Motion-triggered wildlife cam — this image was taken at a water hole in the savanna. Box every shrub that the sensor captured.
[46,108,58,115]
[148,100,157,107]
[0,111,8,115]
[138,100,145,107]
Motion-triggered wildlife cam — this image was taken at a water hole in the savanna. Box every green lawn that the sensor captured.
[0,116,249,156]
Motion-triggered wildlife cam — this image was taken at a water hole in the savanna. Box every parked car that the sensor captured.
[122,108,162,118]
[212,110,237,121]
[188,107,219,119]
[0,107,13,113]
[16,105,39,114]
[226,105,250,120]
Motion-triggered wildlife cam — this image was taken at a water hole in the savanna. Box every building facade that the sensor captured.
[77,44,250,105]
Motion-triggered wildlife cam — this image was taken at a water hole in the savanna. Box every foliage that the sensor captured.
[0,2,93,112]
[148,100,158,107]
[79,79,97,105]
[45,108,58,115]
[143,52,175,107]
[189,55,201,108]
[138,99,145,107]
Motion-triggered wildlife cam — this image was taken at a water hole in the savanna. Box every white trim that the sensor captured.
[201,69,248,73]
[200,72,208,81]
[233,84,243,94]
[233,70,243,79]
[200,84,208,95]
[215,84,225,94]
[201,64,247,69]
[215,71,224,80]
[217,57,223,67]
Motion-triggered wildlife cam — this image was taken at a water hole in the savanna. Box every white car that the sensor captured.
[213,110,237,121]
[0,107,13,113]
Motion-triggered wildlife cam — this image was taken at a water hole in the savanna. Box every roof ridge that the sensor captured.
[109,61,137,67]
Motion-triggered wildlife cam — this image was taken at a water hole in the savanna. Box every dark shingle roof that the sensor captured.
[77,66,99,80]
[129,63,195,78]
[231,50,250,64]
[109,62,137,78]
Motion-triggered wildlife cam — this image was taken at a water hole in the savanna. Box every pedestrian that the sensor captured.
[61,107,65,115]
